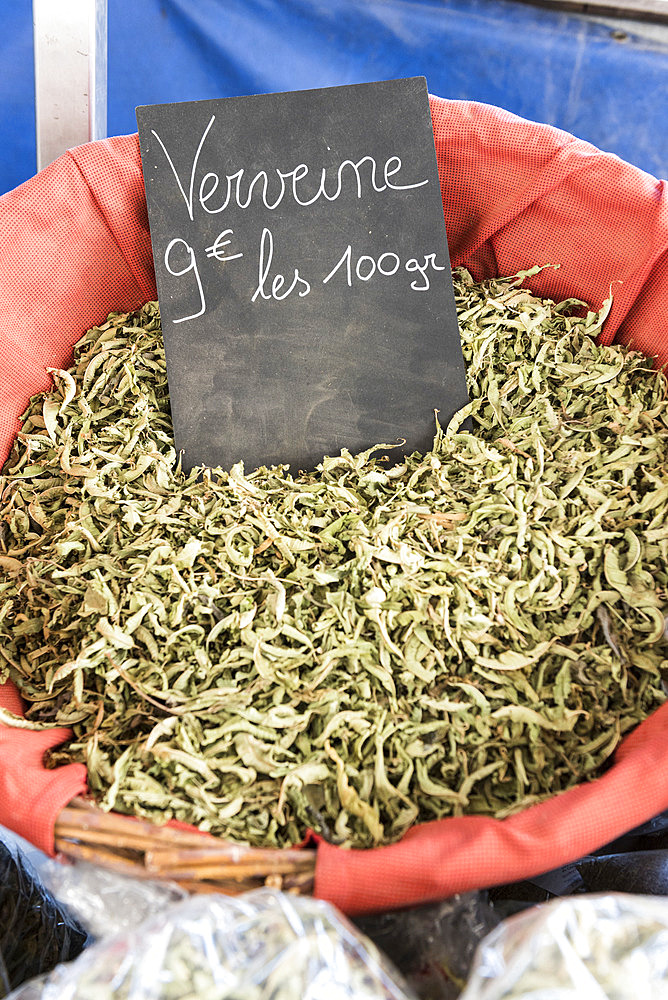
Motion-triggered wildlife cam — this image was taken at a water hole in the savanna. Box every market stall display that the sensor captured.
[1,96,667,913]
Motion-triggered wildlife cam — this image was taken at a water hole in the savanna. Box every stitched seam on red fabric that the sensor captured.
[65,150,150,301]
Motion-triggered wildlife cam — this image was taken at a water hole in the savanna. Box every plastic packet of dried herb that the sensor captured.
[5,888,415,1000]
[458,893,668,999]
[1,267,666,848]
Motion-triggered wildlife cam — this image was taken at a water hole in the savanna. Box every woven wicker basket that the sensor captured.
[55,797,316,896]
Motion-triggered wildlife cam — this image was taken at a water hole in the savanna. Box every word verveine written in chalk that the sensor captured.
[151,116,430,220]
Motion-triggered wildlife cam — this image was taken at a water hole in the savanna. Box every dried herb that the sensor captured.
[1,268,666,848]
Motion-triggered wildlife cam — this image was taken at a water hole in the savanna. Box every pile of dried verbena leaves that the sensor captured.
[1,267,667,849]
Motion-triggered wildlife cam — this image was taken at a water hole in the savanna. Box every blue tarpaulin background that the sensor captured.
[1,0,667,195]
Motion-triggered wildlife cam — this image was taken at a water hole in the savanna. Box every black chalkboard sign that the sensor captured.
[136,77,469,473]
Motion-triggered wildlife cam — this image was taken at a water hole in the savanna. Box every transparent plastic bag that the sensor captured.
[6,888,416,1000]
[35,859,186,940]
[0,838,87,998]
[460,893,668,999]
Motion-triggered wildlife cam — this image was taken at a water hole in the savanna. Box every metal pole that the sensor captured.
[33,0,108,173]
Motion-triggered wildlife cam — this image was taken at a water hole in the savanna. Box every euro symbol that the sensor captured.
[205,229,243,262]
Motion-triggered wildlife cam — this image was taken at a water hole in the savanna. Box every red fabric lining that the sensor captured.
[68,135,157,303]
[0,97,667,909]
[314,703,668,914]
[431,100,668,359]
[0,682,87,854]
